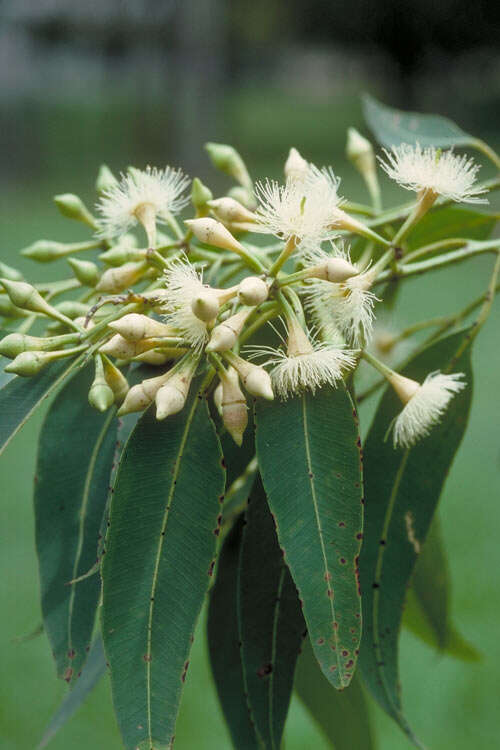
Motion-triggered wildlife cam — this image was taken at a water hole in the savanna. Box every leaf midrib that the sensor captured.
[66,407,115,675]
[301,395,342,679]
[144,393,202,747]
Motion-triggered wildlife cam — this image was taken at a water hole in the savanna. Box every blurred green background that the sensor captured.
[1,1,499,748]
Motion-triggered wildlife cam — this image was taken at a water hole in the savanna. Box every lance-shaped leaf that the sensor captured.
[239,476,306,748]
[362,93,476,149]
[101,380,225,750]
[0,354,84,456]
[359,328,473,747]
[255,385,364,690]
[207,517,262,750]
[294,637,375,750]
[38,635,107,749]
[35,364,117,685]
[407,206,496,252]
[404,517,480,662]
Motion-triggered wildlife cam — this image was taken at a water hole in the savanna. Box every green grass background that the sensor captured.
[1,89,499,749]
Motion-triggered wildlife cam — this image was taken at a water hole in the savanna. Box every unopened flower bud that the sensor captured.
[224,352,274,400]
[99,334,157,360]
[346,128,376,176]
[96,164,118,194]
[0,261,23,282]
[220,367,248,446]
[67,258,100,287]
[117,371,172,416]
[102,356,129,403]
[0,332,77,358]
[99,245,145,266]
[95,261,147,293]
[88,379,115,412]
[4,351,52,376]
[0,278,59,318]
[53,193,96,228]
[108,313,174,342]
[0,297,27,318]
[207,197,257,224]
[21,240,67,263]
[238,276,269,306]
[205,142,252,190]
[155,357,197,420]
[284,147,309,181]
[185,218,246,256]
[206,308,252,352]
[191,288,220,322]
[306,257,358,283]
[191,177,213,211]
[134,350,172,365]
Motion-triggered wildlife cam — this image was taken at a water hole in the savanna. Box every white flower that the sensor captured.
[248,318,356,399]
[305,268,379,347]
[392,371,466,449]
[96,166,190,240]
[379,144,488,204]
[161,259,209,350]
[254,174,337,246]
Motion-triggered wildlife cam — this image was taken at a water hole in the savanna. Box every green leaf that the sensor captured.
[239,475,306,748]
[101,379,225,750]
[207,516,262,750]
[35,364,117,685]
[0,355,84,456]
[407,206,497,251]
[255,385,364,690]
[294,637,375,750]
[359,328,474,747]
[404,517,480,662]
[362,93,475,149]
[38,635,107,749]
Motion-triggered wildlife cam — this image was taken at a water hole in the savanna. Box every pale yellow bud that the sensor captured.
[238,276,269,306]
[99,334,157,359]
[185,218,245,255]
[284,147,309,181]
[224,352,274,400]
[206,308,252,352]
[155,358,197,420]
[95,261,147,294]
[207,197,257,224]
[306,257,358,283]
[346,128,375,176]
[108,313,174,342]
[220,368,248,446]
[102,357,129,403]
[117,371,172,415]
[191,289,220,322]
[134,350,172,365]
[205,142,252,189]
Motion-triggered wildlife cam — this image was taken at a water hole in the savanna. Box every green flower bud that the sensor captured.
[54,301,90,319]
[0,333,77,358]
[0,261,24,281]
[53,193,96,228]
[95,261,147,293]
[0,279,55,316]
[99,246,146,266]
[191,177,213,211]
[4,351,51,377]
[67,257,100,287]
[96,164,118,194]
[205,142,252,190]
[21,240,67,262]
[88,379,115,412]
[0,296,27,318]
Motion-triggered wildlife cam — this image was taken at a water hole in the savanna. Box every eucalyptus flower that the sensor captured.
[389,371,466,449]
[96,166,190,244]
[379,144,487,204]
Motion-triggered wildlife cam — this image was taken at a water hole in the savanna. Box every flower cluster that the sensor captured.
[1,134,491,450]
